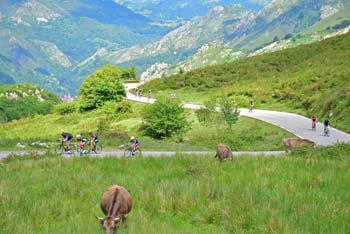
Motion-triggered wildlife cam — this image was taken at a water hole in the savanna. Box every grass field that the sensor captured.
[1,144,349,234]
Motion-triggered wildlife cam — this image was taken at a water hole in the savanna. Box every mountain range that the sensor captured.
[1,0,350,95]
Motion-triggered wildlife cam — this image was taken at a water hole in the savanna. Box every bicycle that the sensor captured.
[76,141,91,155]
[55,139,76,154]
[311,120,316,130]
[90,141,103,154]
[123,144,141,158]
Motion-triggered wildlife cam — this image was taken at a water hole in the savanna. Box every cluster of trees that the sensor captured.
[0,84,60,123]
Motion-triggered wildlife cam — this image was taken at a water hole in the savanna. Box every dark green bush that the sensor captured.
[141,97,190,139]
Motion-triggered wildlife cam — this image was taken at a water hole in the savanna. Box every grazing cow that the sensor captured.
[282,138,315,153]
[96,184,132,234]
[215,144,233,160]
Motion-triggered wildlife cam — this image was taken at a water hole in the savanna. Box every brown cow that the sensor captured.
[215,144,233,160]
[96,184,132,234]
[282,138,315,153]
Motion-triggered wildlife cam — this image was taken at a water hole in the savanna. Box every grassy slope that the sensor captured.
[301,7,350,35]
[140,33,350,132]
[1,144,349,234]
[0,100,293,151]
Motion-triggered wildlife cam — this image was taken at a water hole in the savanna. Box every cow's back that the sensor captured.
[283,138,315,149]
[101,184,132,217]
[216,144,233,160]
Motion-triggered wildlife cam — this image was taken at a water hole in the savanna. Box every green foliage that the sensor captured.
[194,99,220,126]
[121,66,137,81]
[141,98,190,139]
[54,101,77,115]
[194,97,239,128]
[220,97,240,128]
[0,84,60,122]
[78,65,126,111]
[332,19,350,30]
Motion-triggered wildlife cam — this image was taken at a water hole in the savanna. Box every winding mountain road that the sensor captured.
[125,83,350,147]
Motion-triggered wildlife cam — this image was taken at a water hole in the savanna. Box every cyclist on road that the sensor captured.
[130,136,139,155]
[76,134,87,153]
[311,115,317,130]
[89,132,99,151]
[61,132,73,150]
[324,118,330,133]
[249,100,254,112]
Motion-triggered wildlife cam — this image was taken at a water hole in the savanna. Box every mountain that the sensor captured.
[140,43,244,81]
[0,0,170,95]
[105,5,254,72]
[113,0,271,23]
[139,0,350,80]
[2,0,350,95]
[226,0,350,49]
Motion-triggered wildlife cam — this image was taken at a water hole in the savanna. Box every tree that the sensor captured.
[78,65,126,111]
[195,96,240,129]
[142,97,190,139]
[220,97,240,128]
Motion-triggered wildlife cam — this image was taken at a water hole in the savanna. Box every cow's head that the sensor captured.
[96,216,121,234]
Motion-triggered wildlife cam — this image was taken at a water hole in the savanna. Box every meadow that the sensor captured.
[0,144,349,234]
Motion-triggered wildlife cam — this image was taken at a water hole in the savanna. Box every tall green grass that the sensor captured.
[1,144,349,234]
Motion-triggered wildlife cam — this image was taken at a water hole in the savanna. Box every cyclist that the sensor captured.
[148,89,152,101]
[249,100,254,112]
[61,132,73,150]
[311,115,317,130]
[324,118,330,135]
[89,132,99,151]
[232,100,237,110]
[76,134,87,153]
[130,136,139,155]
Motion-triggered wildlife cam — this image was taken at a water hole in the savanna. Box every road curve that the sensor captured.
[124,84,350,146]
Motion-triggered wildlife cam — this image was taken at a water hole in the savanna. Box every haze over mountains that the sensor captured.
[0,0,349,95]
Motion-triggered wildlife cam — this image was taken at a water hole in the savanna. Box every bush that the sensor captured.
[141,98,190,139]
[54,102,77,115]
[78,65,126,111]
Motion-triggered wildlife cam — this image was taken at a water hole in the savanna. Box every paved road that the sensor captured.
[0,149,286,161]
[125,84,350,147]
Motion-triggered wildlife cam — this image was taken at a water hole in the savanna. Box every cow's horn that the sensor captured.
[95,215,104,221]
[114,217,121,221]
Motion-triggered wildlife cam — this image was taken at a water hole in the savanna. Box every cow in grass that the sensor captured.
[215,144,233,160]
[96,184,132,234]
[282,138,316,153]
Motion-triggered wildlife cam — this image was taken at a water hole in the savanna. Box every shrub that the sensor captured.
[54,102,77,115]
[141,98,190,139]
[78,65,126,111]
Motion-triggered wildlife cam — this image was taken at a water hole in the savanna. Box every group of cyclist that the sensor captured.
[61,132,99,152]
[60,132,139,154]
[310,114,331,136]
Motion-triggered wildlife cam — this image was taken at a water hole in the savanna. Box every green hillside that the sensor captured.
[0,84,60,123]
[140,33,350,132]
